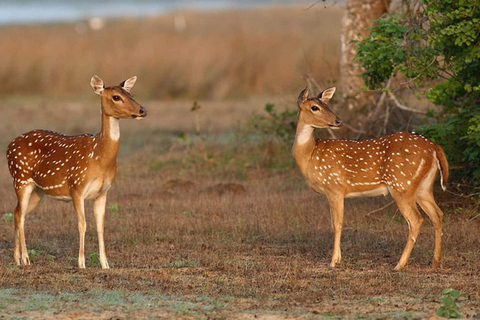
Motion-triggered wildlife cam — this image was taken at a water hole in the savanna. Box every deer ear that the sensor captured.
[121,76,137,93]
[318,87,336,103]
[91,75,104,95]
[297,87,309,107]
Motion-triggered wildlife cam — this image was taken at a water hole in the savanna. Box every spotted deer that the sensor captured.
[6,75,147,269]
[293,87,448,270]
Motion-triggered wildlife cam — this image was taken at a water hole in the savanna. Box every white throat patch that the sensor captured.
[108,117,120,141]
[296,126,314,145]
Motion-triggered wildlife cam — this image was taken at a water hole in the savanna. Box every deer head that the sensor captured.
[297,87,343,129]
[91,75,147,120]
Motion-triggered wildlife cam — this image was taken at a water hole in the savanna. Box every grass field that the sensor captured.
[1,5,480,320]
[1,96,479,319]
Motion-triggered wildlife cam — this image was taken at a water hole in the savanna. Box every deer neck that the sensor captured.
[95,112,121,166]
[292,120,317,178]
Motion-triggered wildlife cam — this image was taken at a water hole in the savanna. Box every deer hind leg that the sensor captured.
[327,194,345,268]
[14,185,43,266]
[416,189,444,269]
[391,191,424,271]
[93,193,110,269]
[73,196,87,269]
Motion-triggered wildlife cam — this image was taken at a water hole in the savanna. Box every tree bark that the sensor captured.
[340,0,392,114]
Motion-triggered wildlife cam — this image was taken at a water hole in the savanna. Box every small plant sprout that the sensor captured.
[107,203,119,217]
[3,213,14,223]
[438,288,463,319]
[88,252,100,268]
[27,249,41,262]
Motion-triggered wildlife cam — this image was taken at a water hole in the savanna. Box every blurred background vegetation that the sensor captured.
[0,6,342,100]
[355,0,480,184]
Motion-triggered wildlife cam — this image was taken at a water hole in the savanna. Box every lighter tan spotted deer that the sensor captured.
[293,87,448,270]
[6,75,147,269]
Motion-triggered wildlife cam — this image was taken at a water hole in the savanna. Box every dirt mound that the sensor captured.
[202,183,246,196]
[161,179,197,194]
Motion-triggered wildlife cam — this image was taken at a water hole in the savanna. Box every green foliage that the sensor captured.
[88,252,100,267]
[3,212,14,223]
[355,0,480,183]
[250,103,297,144]
[354,14,409,90]
[159,102,298,179]
[244,103,298,172]
[108,203,119,217]
[437,288,463,318]
[27,249,41,262]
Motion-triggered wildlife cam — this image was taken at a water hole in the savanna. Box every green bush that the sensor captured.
[437,288,463,319]
[355,0,480,183]
[249,103,297,144]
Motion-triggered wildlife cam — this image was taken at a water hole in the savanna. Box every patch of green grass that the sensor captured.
[0,289,18,310]
[3,212,14,223]
[98,290,126,307]
[88,252,100,267]
[46,254,56,262]
[22,293,57,311]
[438,288,463,319]
[108,203,120,217]
[169,259,200,268]
[27,249,41,262]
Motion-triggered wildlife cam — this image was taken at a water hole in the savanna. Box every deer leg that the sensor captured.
[93,192,110,269]
[14,184,42,266]
[73,196,87,269]
[13,202,22,265]
[327,194,345,268]
[392,193,424,271]
[416,192,444,269]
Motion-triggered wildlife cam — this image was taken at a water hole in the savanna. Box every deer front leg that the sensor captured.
[73,196,87,269]
[327,194,345,268]
[93,192,110,269]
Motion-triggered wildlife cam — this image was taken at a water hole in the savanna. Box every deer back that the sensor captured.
[306,132,448,197]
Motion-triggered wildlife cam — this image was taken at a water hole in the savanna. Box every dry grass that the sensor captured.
[0,94,479,319]
[0,5,343,99]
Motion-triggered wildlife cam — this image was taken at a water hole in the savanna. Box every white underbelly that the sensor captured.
[345,185,389,198]
[48,195,73,202]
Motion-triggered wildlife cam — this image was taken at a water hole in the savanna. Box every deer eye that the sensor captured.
[112,95,121,101]
[311,106,320,111]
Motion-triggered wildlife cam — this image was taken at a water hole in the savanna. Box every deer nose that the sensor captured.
[139,106,147,117]
[335,119,343,127]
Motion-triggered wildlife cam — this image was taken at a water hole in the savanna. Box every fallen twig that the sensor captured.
[366,200,396,217]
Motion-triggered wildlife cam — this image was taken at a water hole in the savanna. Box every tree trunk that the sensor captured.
[340,0,392,116]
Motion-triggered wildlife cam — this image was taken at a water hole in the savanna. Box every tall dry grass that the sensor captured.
[0,5,343,99]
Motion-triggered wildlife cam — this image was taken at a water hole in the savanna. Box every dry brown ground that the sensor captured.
[0,96,479,319]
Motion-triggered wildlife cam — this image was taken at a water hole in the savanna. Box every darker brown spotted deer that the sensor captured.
[6,76,147,269]
[293,87,448,270]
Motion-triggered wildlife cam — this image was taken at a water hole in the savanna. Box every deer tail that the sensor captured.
[434,145,449,191]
